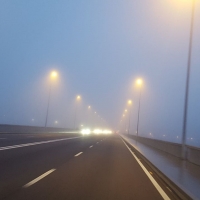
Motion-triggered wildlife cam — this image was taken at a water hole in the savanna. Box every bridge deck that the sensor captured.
[121,134,200,199]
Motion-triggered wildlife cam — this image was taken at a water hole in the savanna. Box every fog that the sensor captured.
[0,0,200,146]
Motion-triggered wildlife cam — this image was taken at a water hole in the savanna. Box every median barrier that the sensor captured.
[0,124,77,134]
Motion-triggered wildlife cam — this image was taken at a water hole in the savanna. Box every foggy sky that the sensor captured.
[0,0,200,146]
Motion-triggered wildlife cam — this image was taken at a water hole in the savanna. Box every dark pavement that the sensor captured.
[0,133,175,200]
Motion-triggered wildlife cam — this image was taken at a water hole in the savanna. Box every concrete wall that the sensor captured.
[0,124,76,134]
[187,146,200,166]
[127,134,200,166]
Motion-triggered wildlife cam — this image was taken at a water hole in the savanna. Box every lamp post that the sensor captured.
[182,0,196,159]
[74,95,81,129]
[124,109,128,133]
[45,71,58,127]
[94,111,97,128]
[127,100,132,135]
[88,105,91,127]
[136,79,143,137]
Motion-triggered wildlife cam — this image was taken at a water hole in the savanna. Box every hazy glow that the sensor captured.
[88,106,91,109]
[136,78,143,86]
[93,129,102,134]
[102,130,112,134]
[50,71,58,79]
[1,0,200,147]
[76,95,81,100]
[92,129,112,134]
[169,0,194,11]
[128,100,132,105]
[81,129,91,135]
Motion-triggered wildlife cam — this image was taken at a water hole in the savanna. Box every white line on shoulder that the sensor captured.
[122,139,170,200]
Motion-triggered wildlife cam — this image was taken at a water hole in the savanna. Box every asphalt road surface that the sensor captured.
[0,133,177,200]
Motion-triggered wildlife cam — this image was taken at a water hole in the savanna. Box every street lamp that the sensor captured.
[136,78,143,137]
[128,100,132,105]
[93,111,98,128]
[74,95,81,129]
[182,0,196,159]
[45,71,58,127]
[127,100,132,135]
[136,78,143,86]
[124,109,129,134]
[87,105,91,127]
[51,71,58,79]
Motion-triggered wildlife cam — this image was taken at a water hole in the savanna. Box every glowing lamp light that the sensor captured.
[128,100,132,105]
[77,95,81,100]
[136,78,143,86]
[51,71,58,79]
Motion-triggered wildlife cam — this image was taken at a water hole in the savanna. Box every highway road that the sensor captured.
[0,133,179,200]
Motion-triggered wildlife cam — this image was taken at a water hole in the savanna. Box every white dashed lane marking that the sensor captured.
[23,169,56,188]
[74,152,83,157]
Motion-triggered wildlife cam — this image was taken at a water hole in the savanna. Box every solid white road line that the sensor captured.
[23,169,56,188]
[89,145,93,148]
[74,152,83,157]
[0,136,82,151]
[122,140,170,200]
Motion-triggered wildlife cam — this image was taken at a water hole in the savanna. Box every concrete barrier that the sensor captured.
[126,134,200,166]
[0,124,77,134]
[187,145,200,166]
